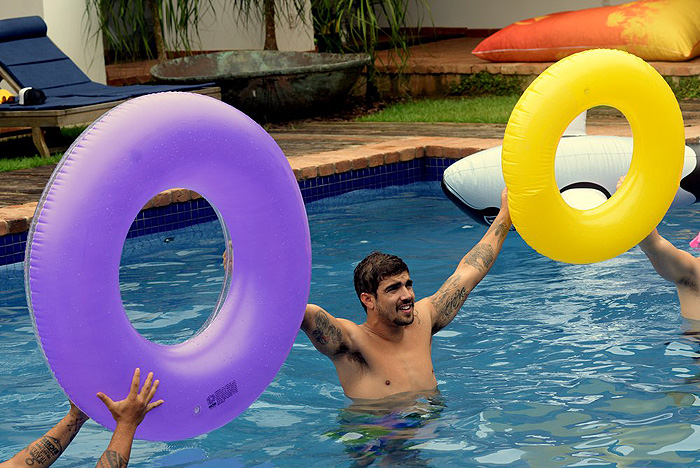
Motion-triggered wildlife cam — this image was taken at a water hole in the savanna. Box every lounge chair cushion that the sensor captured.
[0,15,213,110]
[472,0,700,62]
[0,15,46,42]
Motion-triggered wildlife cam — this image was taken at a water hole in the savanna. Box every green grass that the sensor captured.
[666,76,700,99]
[0,125,86,173]
[60,125,87,140]
[0,153,63,172]
[0,97,519,173]
[357,95,520,124]
[448,72,526,96]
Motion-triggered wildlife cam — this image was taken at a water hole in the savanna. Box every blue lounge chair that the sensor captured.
[0,15,220,157]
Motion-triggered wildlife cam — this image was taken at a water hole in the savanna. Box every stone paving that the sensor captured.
[3,110,700,237]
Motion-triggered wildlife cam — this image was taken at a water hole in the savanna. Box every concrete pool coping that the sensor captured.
[0,135,494,237]
[2,119,700,238]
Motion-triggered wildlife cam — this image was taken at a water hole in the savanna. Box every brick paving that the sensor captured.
[376,37,700,77]
[3,110,699,237]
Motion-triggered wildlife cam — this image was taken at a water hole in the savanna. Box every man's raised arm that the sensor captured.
[425,189,512,334]
[0,402,88,468]
[639,230,700,290]
[94,368,163,468]
[616,175,700,312]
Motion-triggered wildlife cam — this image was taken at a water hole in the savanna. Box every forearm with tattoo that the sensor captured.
[4,408,88,468]
[462,218,509,273]
[22,436,62,466]
[492,220,509,240]
[312,310,342,346]
[463,244,495,272]
[66,412,88,443]
[96,451,127,468]
[429,215,511,333]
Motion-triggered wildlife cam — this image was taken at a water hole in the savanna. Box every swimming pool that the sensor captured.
[1,181,699,467]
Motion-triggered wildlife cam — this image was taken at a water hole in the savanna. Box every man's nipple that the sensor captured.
[385,380,391,386]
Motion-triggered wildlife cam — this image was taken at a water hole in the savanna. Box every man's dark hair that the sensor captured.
[353,251,409,311]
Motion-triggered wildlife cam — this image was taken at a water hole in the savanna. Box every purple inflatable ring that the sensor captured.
[24,92,311,441]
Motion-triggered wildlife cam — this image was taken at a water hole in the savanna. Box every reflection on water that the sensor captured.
[326,391,446,467]
[474,379,700,467]
[4,184,700,466]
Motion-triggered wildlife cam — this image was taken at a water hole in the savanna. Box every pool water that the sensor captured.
[2,182,700,467]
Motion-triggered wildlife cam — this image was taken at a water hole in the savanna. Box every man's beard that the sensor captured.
[379,301,414,326]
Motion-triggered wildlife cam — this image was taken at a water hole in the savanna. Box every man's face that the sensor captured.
[373,271,415,326]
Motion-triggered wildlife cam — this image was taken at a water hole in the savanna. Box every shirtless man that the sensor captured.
[617,177,700,321]
[301,190,512,400]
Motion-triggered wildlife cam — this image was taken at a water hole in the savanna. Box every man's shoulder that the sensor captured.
[415,298,437,323]
[334,317,369,344]
[337,316,363,330]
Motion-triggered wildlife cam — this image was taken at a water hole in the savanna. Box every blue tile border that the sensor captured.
[0,157,458,266]
[124,197,218,240]
[0,231,27,266]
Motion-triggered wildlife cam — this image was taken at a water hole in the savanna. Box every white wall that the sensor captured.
[404,0,630,29]
[0,0,634,89]
[0,0,106,85]
[0,0,43,19]
[43,0,106,84]
[0,0,314,94]
[0,1,43,91]
[174,0,314,52]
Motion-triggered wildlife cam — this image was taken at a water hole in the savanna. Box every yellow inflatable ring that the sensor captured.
[502,49,685,264]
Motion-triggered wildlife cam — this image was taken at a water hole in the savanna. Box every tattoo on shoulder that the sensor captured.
[24,436,62,466]
[311,310,342,347]
[463,244,495,272]
[97,450,127,468]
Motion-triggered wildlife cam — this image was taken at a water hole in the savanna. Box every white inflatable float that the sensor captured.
[442,113,700,226]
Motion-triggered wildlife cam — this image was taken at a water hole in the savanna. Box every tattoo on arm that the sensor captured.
[492,221,509,240]
[23,436,62,466]
[96,450,127,468]
[311,310,342,347]
[463,244,495,273]
[430,276,468,331]
[429,220,507,333]
[66,414,88,443]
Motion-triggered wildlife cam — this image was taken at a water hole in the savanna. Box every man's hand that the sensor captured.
[222,240,233,274]
[616,175,625,192]
[94,368,163,468]
[96,368,163,429]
